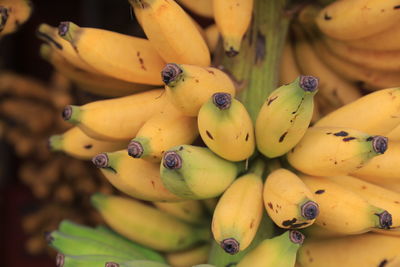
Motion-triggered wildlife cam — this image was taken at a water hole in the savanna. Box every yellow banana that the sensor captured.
[264,168,319,229]
[300,175,392,234]
[92,150,182,202]
[213,0,254,56]
[292,25,361,109]
[58,21,165,85]
[211,171,264,254]
[315,87,400,135]
[160,145,242,199]
[0,0,32,38]
[40,44,153,97]
[130,0,210,66]
[152,200,207,225]
[324,37,400,72]
[49,127,128,160]
[62,89,168,141]
[198,92,255,161]
[204,24,219,54]
[255,75,318,158]
[298,233,400,267]
[127,103,198,162]
[327,175,400,227]
[315,0,400,40]
[279,39,301,86]
[166,243,210,267]
[287,127,388,176]
[91,193,210,252]
[387,123,400,140]
[237,230,304,267]
[176,0,213,18]
[162,63,236,116]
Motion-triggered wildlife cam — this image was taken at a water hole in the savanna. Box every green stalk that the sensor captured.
[215,0,291,122]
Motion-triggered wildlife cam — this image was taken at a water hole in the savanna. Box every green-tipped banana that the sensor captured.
[237,230,305,267]
[55,254,133,267]
[198,92,255,162]
[255,75,318,158]
[58,220,166,263]
[46,231,135,259]
[92,150,182,202]
[160,145,242,199]
[116,261,170,267]
[91,193,210,252]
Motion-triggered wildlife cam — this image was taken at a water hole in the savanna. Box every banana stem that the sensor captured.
[215,0,291,122]
[249,157,266,178]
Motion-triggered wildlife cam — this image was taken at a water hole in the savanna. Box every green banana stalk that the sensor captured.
[255,75,318,158]
[160,145,243,199]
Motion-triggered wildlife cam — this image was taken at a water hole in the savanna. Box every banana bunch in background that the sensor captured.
[23,0,400,266]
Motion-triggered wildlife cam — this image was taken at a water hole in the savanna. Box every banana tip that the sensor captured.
[161,63,182,85]
[225,47,239,57]
[289,230,305,245]
[56,253,64,267]
[212,92,232,110]
[62,105,73,121]
[92,153,110,168]
[299,75,319,93]
[378,210,392,229]
[0,6,9,30]
[105,263,120,267]
[127,140,144,158]
[371,136,388,154]
[301,201,319,220]
[221,238,240,255]
[44,231,54,244]
[58,21,69,37]
[162,151,182,170]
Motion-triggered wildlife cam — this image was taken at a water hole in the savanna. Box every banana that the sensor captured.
[92,150,182,202]
[58,220,166,263]
[292,25,361,109]
[62,88,168,141]
[152,200,207,225]
[160,145,242,199]
[315,0,400,40]
[212,170,264,254]
[127,103,198,162]
[326,175,400,227]
[49,127,128,160]
[350,139,400,184]
[237,230,305,267]
[0,0,32,38]
[387,123,400,140]
[298,233,400,267]
[55,254,133,267]
[91,193,210,252]
[115,261,170,267]
[315,88,400,135]
[323,36,400,72]
[176,0,213,18]
[287,127,388,176]
[129,0,210,66]
[204,24,219,54]
[46,230,135,259]
[58,21,165,85]
[255,75,318,158]
[300,175,392,234]
[162,63,236,116]
[263,168,319,229]
[213,0,254,56]
[279,39,301,86]
[198,92,255,161]
[40,44,154,97]
[166,243,210,267]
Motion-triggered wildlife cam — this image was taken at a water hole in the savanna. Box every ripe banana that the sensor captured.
[129,0,210,66]
[300,175,392,234]
[212,171,264,254]
[91,193,210,252]
[49,127,128,160]
[127,103,198,162]
[58,220,166,263]
[287,127,388,176]
[237,230,304,267]
[315,0,400,40]
[92,150,182,202]
[326,175,400,227]
[255,75,318,158]
[162,63,236,116]
[55,254,133,267]
[298,233,400,267]
[315,87,400,135]
[0,0,32,38]
[165,243,210,267]
[204,24,219,54]
[160,145,242,199]
[198,92,255,161]
[62,88,168,141]
[152,200,207,225]
[213,0,254,56]
[176,0,213,18]
[58,21,165,85]
[279,39,301,86]
[264,168,319,229]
